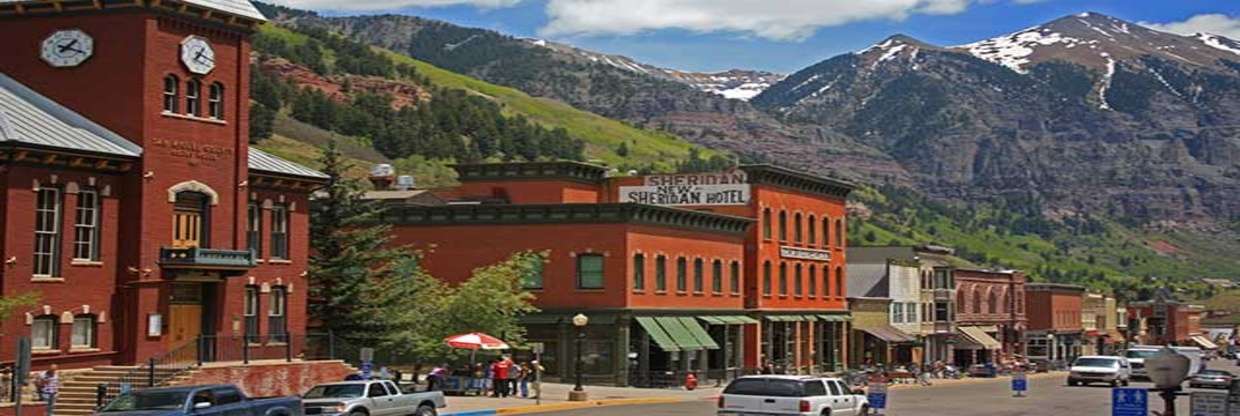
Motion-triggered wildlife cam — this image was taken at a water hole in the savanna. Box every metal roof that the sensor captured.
[248,147,328,180]
[0,0,267,21]
[0,73,142,157]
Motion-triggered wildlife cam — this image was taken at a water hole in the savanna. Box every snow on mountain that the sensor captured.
[1196,33,1240,56]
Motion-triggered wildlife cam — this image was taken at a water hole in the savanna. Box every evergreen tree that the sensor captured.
[249,103,276,143]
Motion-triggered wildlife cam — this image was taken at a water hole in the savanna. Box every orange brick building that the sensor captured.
[0,0,324,373]
[1023,283,1085,363]
[374,162,853,385]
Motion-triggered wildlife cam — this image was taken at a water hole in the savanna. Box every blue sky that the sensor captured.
[282,0,1240,73]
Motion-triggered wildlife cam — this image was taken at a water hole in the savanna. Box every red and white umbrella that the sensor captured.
[444,332,510,350]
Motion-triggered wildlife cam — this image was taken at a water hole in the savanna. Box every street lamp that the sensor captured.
[569,313,589,402]
[1146,346,1191,416]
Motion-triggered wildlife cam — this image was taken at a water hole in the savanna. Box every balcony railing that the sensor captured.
[159,246,257,270]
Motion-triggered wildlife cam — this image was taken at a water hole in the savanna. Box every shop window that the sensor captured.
[576,254,605,289]
[778,262,788,296]
[676,257,687,292]
[655,255,667,291]
[793,213,803,243]
[247,203,262,257]
[762,261,772,296]
[172,192,208,248]
[808,266,817,297]
[32,315,58,350]
[244,286,259,343]
[186,79,201,116]
[270,204,289,259]
[834,266,843,297]
[632,254,645,291]
[807,215,817,245]
[163,75,179,113]
[729,261,741,294]
[711,260,723,293]
[522,256,543,289]
[269,287,288,343]
[778,211,787,241]
[34,187,62,276]
[693,258,704,293]
[208,82,225,119]
[73,189,101,261]
[793,263,803,297]
[762,208,772,240]
[72,314,96,348]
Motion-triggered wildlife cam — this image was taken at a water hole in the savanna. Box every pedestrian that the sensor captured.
[503,356,518,397]
[478,362,491,396]
[427,364,447,391]
[517,362,530,398]
[39,365,60,416]
[760,361,774,375]
[492,358,510,398]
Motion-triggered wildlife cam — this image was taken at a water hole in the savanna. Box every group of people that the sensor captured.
[426,356,542,398]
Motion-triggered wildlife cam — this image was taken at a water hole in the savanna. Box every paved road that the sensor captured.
[524,360,1240,416]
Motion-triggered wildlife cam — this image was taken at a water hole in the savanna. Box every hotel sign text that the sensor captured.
[620,170,751,206]
[780,246,832,262]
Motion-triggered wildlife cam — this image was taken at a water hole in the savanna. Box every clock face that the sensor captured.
[40,29,94,68]
[180,35,216,75]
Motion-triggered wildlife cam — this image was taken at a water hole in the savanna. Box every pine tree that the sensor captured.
[249,103,276,143]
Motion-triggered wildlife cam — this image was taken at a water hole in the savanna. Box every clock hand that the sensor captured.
[57,39,80,54]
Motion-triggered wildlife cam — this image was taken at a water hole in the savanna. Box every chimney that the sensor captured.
[369,164,395,190]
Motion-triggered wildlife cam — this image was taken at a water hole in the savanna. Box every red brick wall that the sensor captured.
[747,185,848,312]
[446,179,602,204]
[180,361,354,398]
[624,224,745,310]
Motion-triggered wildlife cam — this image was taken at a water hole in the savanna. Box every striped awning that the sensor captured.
[698,315,760,325]
[765,315,811,322]
[636,317,680,352]
[956,326,1002,350]
[858,325,918,343]
[818,314,853,322]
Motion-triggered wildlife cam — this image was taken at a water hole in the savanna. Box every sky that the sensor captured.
[271,0,1240,74]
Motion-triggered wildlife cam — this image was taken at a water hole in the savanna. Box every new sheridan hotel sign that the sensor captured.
[619,171,751,206]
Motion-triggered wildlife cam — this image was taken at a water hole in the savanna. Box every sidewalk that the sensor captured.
[441,382,720,415]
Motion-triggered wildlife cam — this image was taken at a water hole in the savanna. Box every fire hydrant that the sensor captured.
[685,372,698,391]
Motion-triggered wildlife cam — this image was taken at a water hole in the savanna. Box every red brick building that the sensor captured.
[1128,290,1206,347]
[0,0,324,372]
[374,162,853,385]
[952,268,1026,366]
[1022,283,1085,363]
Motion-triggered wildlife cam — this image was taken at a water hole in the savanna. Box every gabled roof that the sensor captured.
[0,0,266,22]
[248,148,328,180]
[0,73,142,157]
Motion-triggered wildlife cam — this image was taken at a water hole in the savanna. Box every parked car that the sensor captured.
[1126,345,1204,380]
[302,380,445,416]
[1189,369,1235,389]
[1067,356,1131,387]
[967,364,997,378]
[717,375,869,416]
[98,384,302,416]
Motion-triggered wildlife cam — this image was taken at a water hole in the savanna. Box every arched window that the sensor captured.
[173,191,210,248]
[71,314,97,348]
[711,260,723,293]
[808,265,817,297]
[208,82,225,119]
[655,255,667,292]
[823,217,832,249]
[762,261,773,296]
[163,75,179,113]
[185,79,202,116]
[835,219,845,247]
[807,215,817,245]
[957,287,967,313]
[632,254,645,291]
[793,263,803,297]
[834,266,844,297]
[676,257,688,292]
[31,315,58,350]
[823,266,831,299]
[988,291,998,314]
[762,209,772,239]
[793,213,803,243]
[972,289,983,314]
[778,262,788,296]
[693,258,704,293]
[729,261,741,294]
[778,211,788,241]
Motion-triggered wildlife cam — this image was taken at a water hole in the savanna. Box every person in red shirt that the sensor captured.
[492,358,511,397]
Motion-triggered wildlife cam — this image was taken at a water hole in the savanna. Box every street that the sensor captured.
[521,360,1240,415]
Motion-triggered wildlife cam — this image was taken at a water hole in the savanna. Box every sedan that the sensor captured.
[1189,369,1234,389]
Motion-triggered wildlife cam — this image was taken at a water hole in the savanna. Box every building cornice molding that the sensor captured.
[451,161,608,185]
[0,143,134,173]
[739,164,854,200]
[379,202,753,236]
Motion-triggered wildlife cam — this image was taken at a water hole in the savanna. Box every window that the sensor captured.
[246,203,262,258]
[793,213,803,243]
[835,219,844,247]
[367,384,388,397]
[988,291,998,314]
[762,209,772,240]
[778,262,788,296]
[72,315,96,348]
[823,266,830,299]
[208,83,224,119]
[762,261,772,296]
[185,79,201,116]
[163,75,179,113]
[729,261,740,294]
[172,192,208,248]
[834,266,843,297]
[804,380,826,396]
[676,257,688,292]
[711,260,723,293]
[521,256,543,289]
[244,287,259,343]
[655,255,667,292]
[576,254,605,289]
[933,268,952,289]
[808,266,817,297]
[793,264,803,297]
[32,316,58,349]
[892,303,904,323]
[972,289,982,314]
[73,189,101,261]
[907,303,918,323]
[807,215,816,245]
[823,217,831,249]
[632,254,645,291]
[269,287,288,342]
[270,204,289,259]
[34,188,62,276]
[693,258,704,293]
[778,211,787,241]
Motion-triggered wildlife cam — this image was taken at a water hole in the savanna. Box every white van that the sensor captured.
[717,375,869,416]
[1125,345,1204,380]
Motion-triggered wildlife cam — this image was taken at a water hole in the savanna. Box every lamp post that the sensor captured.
[1046,333,1055,364]
[1146,346,1191,416]
[569,313,589,401]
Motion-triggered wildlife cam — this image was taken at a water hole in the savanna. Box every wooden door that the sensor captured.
[168,304,203,353]
[172,211,203,248]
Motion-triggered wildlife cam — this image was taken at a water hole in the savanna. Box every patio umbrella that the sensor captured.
[445,332,510,368]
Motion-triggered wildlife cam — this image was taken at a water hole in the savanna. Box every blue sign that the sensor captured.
[360,360,373,379]
[1012,379,1027,392]
[867,392,887,409]
[1112,388,1148,416]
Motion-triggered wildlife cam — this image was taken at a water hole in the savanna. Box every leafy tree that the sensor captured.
[249,103,276,143]
[0,292,39,336]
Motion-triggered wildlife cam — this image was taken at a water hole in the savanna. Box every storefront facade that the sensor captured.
[1023,283,1086,364]
[953,269,1026,366]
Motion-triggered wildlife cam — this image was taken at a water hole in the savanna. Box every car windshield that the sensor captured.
[1125,350,1159,359]
[304,385,365,399]
[101,391,189,412]
[1074,358,1119,368]
[1200,370,1232,376]
[724,378,807,397]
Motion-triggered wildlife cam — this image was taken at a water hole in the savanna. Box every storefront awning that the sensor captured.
[765,315,810,322]
[1191,335,1219,350]
[655,316,720,351]
[636,317,681,352]
[956,326,1002,350]
[818,314,853,322]
[699,315,759,325]
[858,325,918,343]
[677,317,720,350]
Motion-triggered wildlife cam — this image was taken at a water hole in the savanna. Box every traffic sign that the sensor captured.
[360,360,373,379]
[867,382,888,410]
[1113,387,1148,416]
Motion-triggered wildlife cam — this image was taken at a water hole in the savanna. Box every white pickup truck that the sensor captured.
[301,380,445,416]
[717,375,869,416]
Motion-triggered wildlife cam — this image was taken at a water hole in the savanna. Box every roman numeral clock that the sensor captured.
[179,35,215,75]
[40,29,94,67]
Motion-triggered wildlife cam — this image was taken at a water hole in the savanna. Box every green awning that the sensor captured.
[678,317,720,350]
[701,315,760,325]
[733,316,760,324]
[818,314,853,322]
[655,317,704,350]
[636,317,681,352]
[765,315,808,322]
[803,315,819,321]
[699,316,727,325]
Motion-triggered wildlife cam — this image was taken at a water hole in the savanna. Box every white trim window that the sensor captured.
[268,287,287,342]
[163,75,179,113]
[270,204,289,259]
[73,189,101,261]
[71,315,96,348]
[32,316,58,349]
[244,287,259,343]
[34,188,62,276]
[208,82,225,119]
[185,79,201,116]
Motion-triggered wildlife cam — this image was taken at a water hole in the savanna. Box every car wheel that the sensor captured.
[414,405,437,416]
[1122,379,1130,387]
[1111,379,1118,387]
[349,411,367,416]
[1067,380,1076,387]
[820,408,831,416]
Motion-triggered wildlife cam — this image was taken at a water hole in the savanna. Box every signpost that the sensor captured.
[867,382,888,414]
[531,342,544,406]
[1113,387,1149,416]
[359,347,375,379]
[1011,370,1027,397]
[1191,391,1228,416]
[14,337,31,416]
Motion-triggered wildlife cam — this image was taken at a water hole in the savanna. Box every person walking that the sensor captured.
[492,358,511,398]
[39,365,60,416]
[516,362,530,398]
[427,364,447,392]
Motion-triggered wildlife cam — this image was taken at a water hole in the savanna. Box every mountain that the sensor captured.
[753,13,1240,225]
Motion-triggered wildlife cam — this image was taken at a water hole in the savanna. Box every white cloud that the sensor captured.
[1142,14,1240,39]
[538,0,979,41]
[272,0,523,12]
